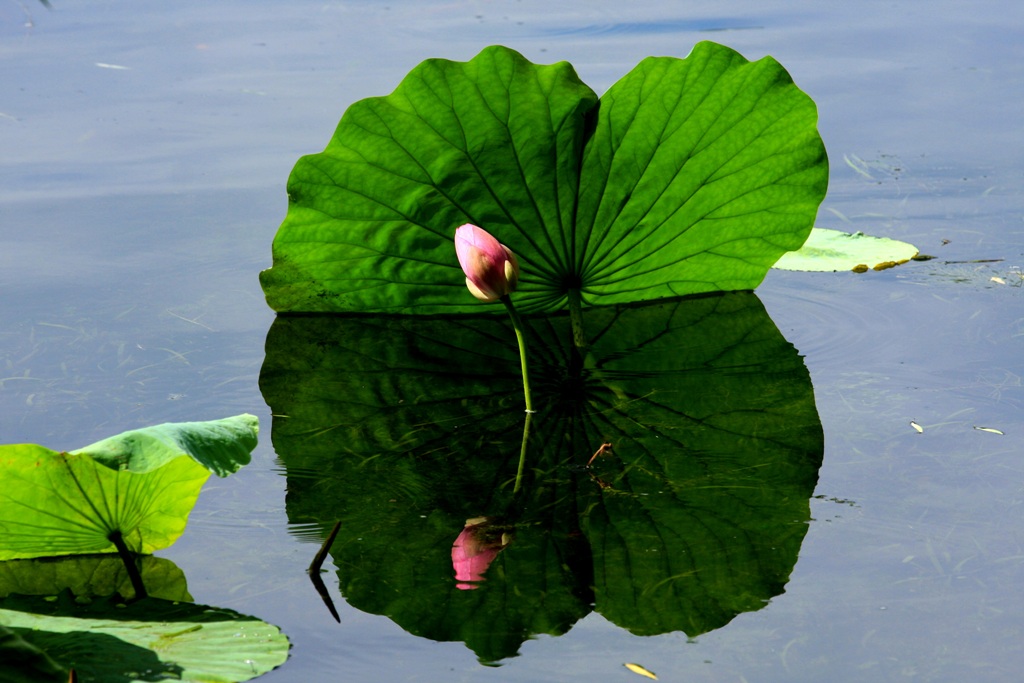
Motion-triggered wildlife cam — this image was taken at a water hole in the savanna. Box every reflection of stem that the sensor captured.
[308,520,341,575]
[566,288,629,402]
[567,288,587,350]
[513,411,533,493]
[501,295,534,414]
[108,530,147,600]
[308,520,342,622]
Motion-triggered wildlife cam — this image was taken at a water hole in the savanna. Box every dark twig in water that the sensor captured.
[307,520,342,622]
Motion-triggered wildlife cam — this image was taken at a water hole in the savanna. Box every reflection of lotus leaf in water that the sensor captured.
[0,554,191,602]
[260,292,823,663]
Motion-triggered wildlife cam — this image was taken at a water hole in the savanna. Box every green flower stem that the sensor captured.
[501,294,533,493]
[500,295,533,414]
[513,410,533,493]
[567,288,587,350]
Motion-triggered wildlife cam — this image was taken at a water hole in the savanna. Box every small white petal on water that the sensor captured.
[973,426,1004,435]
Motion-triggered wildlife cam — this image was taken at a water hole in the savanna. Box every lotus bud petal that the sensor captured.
[455,223,520,302]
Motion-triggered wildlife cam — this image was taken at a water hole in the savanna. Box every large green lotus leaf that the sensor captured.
[260,42,828,314]
[0,555,190,602]
[0,415,259,560]
[260,293,823,660]
[772,227,919,272]
[0,595,290,682]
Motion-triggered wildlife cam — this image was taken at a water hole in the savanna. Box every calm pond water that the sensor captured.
[2,0,1023,681]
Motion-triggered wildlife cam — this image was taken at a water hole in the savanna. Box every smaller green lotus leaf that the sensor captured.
[71,413,259,477]
[772,227,919,272]
[0,597,289,683]
[0,555,191,602]
[0,444,209,560]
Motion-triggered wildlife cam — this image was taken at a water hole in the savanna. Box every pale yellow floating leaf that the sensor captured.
[991,277,1007,285]
[773,228,918,272]
[910,421,923,433]
[973,426,1005,435]
[624,662,658,680]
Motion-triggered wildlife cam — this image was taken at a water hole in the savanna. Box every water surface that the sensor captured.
[2,1,1022,681]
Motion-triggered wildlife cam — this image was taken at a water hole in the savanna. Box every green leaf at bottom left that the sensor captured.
[0,444,209,560]
[1,596,290,682]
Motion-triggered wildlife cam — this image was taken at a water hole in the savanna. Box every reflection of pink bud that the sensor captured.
[451,518,510,590]
[455,224,520,302]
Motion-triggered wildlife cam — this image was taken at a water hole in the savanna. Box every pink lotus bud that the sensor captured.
[454,224,519,302]
[451,517,510,590]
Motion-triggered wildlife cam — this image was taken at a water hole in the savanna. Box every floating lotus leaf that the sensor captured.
[0,595,289,683]
[773,227,919,272]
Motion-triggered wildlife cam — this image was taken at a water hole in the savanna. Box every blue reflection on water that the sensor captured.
[541,18,763,36]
